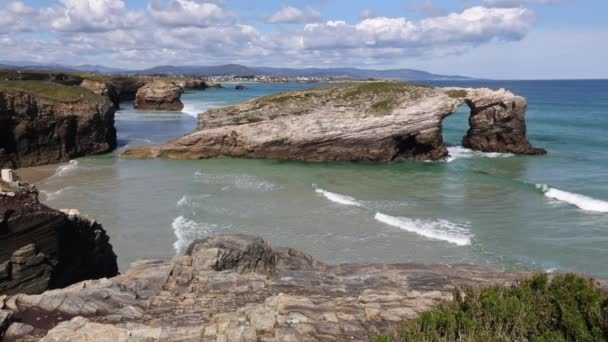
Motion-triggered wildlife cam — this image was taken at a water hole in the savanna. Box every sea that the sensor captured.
[24,80,608,276]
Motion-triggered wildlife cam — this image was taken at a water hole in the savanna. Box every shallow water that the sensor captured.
[30,80,608,276]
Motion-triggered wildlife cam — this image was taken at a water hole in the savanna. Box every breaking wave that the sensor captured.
[536,184,608,213]
[446,146,514,163]
[374,212,473,246]
[315,188,363,207]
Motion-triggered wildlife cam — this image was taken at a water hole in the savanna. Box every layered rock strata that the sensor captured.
[0,87,116,169]
[122,83,545,162]
[134,81,184,111]
[0,234,539,341]
[0,176,118,296]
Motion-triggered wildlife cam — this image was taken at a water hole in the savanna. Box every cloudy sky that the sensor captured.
[0,0,605,79]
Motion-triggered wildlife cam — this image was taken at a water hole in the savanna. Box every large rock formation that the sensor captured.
[134,81,184,111]
[0,234,538,341]
[0,83,116,169]
[122,82,545,162]
[0,173,118,296]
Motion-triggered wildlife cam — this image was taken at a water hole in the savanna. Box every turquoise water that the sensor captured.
[32,81,608,276]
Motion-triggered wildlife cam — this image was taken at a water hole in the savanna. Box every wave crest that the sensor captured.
[446,146,514,163]
[374,212,472,246]
[536,184,608,213]
[315,188,362,207]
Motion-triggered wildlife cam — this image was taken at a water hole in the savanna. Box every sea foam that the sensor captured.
[536,184,608,213]
[54,160,79,177]
[172,216,220,254]
[315,188,363,207]
[446,146,514,163]
[176,194,212,207]
[374,212,472,246]
[40,186,73,201]
[194,171,278,192]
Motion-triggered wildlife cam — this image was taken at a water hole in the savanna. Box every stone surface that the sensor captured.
[0,182,118,296]
[0,89,116,169]
[134,81,184,111]
[5,322,35,338]
[122,83,545,162]
[3,234,538,341]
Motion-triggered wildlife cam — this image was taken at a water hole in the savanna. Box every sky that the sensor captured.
[0,0,606,79]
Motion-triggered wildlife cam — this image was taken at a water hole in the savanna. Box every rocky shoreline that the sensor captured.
[123,82,545,162]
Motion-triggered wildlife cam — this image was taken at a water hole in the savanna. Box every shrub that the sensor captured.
[374,274,608,342]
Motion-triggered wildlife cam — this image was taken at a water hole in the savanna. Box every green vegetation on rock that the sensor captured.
[374,273,608,342]
[0,80,104,103]
[445,89,468,99]
[343,82,432,99]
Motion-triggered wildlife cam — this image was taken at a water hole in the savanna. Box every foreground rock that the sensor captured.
[0,174,118,296]
[0,234,534,341]
[0,82,116,168]
[134,81,184,111]
[123,82,545,162]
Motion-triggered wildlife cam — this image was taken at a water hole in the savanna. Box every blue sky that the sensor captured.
[0,0,606,79]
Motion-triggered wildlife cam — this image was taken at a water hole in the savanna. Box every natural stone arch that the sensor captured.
[122,83,546,162]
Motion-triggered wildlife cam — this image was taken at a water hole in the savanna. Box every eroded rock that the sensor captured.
[134,81,184,111]
[5,234,531,341]
[0,182,118,296]
[0,88,116,169]
[123,83,545,162]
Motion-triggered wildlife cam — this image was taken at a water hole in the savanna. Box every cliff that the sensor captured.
[134,80,184,111]
[0,171,118,296]
[0,81,116,169]
[122,82,545,162]
[0,234,529,341]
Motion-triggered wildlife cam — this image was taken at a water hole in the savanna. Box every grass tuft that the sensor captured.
[373,273,608,342]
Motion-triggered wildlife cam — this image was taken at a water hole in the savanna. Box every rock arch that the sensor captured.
[121,84,546,162]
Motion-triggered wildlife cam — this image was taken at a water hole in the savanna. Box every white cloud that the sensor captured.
[267,6,322,24]
[50,0,145,32]
[290,7,534,51]
[0,3,536,70]
[148,0,233,27]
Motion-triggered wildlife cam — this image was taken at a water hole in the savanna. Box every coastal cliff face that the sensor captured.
[0,178,118,297]
[0,234,528,341]
[0,87,116,169]
[134,81,184,111]
[122,83,545,162]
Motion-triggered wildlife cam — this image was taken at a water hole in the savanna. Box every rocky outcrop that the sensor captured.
[0,87,116,169]
[134,81,184,111]
[235,84,248,91]
[122,82,545,162]
[0,234,539,341]
[0,175,118,296]
[106,77,148,103]
[79,79,120,109]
